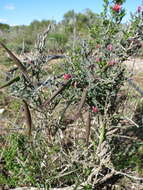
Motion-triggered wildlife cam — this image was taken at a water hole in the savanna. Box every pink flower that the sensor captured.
[96,44,100,48]
[138,6,142,13]
[63,74,72,80]
[108,60,116,66]
[107,44,113,51]
[96,57,100,62]
[112,4,122,12]
[92,106,98,113]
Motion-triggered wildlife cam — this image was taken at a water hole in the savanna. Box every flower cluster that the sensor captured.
[63,74,72,80]
[108,60,116,66]
[107,44,113,51]
[92,106,98,113]
[112,4,122,12]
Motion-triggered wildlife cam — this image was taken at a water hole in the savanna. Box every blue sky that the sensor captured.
[0,0,142,26]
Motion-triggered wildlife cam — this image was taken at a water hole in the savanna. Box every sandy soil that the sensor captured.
[125,57,143,74]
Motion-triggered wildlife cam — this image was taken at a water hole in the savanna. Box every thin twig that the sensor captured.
[123,116,139,128]
[86,110,91,146]
[112,134,142,141]
[116,171,143,181]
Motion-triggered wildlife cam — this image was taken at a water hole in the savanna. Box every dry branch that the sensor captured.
[0,42,30,82]
[23,99,32,138]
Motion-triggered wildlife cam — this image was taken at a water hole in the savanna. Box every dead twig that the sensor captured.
[86,110,91,146]
[115,171,143,182]
[23,99,32,138]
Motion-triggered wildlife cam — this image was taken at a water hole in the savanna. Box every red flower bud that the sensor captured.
[108,60,116,66]
[112,4,122,12]
[107,44,113,51]
[96,44,100,48]
[63,74,72,80]
[96,57,100,62]
[92,106,98,113]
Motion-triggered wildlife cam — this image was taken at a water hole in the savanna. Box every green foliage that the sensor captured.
[63,9,101,35]
[112,140,143,173]
[1,134,46,187]
[48,33,68,51]
[0,23,10,31]
[0,48,13,66]
[9,99,21,112]
[0,133,92,188]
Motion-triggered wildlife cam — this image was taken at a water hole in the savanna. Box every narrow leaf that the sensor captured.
[0,42,30,81]
[23,100,32,138]
[0,76,20,89]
